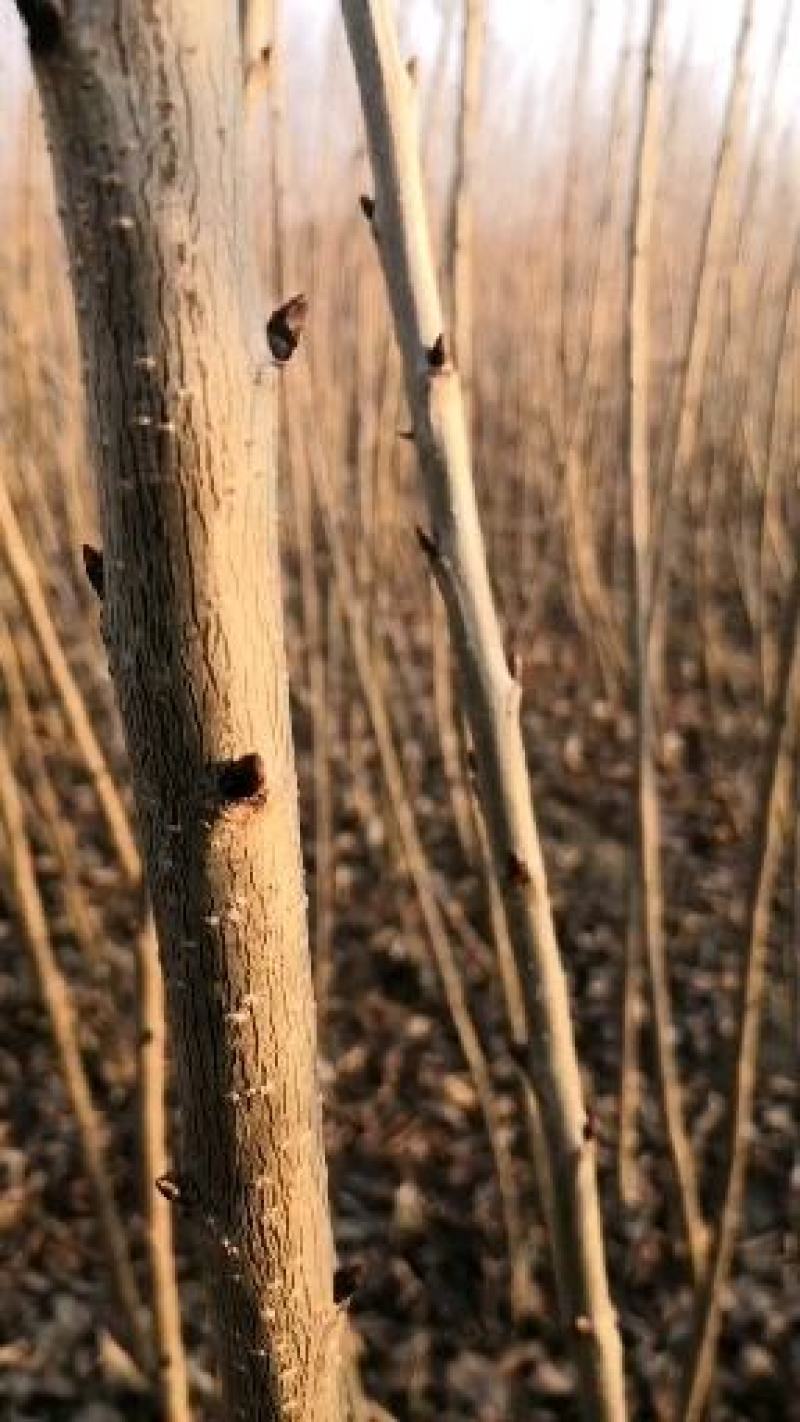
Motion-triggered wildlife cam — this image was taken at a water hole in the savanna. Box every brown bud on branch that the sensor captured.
[266,293,308,364]
[507,852,532,887]
[425,332,451,373]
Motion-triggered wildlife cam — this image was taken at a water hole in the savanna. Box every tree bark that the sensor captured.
[15,4,343,1418]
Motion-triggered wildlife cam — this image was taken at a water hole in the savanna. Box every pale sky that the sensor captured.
[1,1,798,180]
[276,1,800,117]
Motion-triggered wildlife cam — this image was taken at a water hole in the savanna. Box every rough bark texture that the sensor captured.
[340,3,627,1418]
[16,4,342,1418]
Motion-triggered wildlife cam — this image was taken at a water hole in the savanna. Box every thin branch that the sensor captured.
[0,732,151,1374]
[0,474,140,884]
[680,566,800,1422]
[339,3,626,1415]
[625,0,707,1286]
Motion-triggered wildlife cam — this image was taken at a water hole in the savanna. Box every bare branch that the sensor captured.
[339,2,626,1415]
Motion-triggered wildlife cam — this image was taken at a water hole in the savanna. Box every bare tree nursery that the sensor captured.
[0,1,797,1421]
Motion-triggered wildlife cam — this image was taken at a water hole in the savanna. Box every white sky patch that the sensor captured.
[0,1,797,182]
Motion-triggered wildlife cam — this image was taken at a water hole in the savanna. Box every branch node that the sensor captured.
[81,544,105,601]
[217,752,268,810]
[333,1262,363,1306]
[506,642,524,683]
[507,852,531,888]
[266,293,308,364]
[156,1172,201,1215]
[425,332,451,374]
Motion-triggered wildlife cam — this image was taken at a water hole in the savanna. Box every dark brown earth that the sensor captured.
[0,585,796,1422]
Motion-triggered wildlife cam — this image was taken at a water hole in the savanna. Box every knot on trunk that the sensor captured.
[266,294,308,364]
[216,752,268,812]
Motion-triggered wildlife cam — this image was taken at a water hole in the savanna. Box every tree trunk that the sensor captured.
[15,4,343,1418]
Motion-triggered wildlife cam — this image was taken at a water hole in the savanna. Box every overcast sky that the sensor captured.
[285,1,800,117]
[1,1,798,180]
